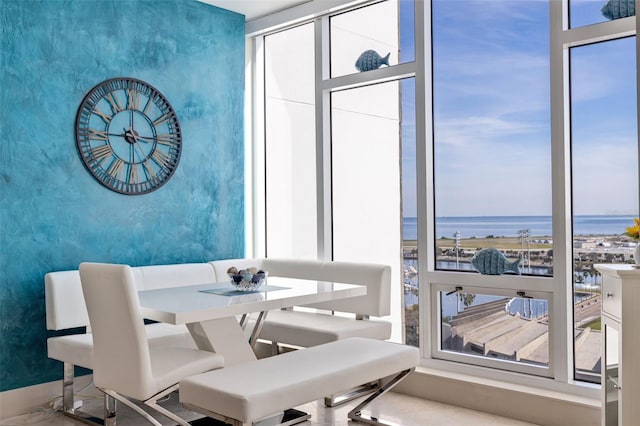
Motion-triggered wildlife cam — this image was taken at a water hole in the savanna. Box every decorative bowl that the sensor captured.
[229,270,267,291]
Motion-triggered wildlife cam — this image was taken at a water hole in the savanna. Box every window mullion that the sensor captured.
[315,16,332,261]
[251,36,266,258]
[549,0,572,385]
[415,0,433,358]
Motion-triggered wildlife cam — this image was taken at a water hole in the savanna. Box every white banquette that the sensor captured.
[44,258,394,423]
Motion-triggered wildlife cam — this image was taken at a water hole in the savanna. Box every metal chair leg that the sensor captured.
[145,384,191,426]
[101,389,164,426]
[104,393,116,426]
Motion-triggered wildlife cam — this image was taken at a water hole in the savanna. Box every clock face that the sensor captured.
[75,77,182,195]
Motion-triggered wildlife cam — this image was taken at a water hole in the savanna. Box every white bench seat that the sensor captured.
[259,310,391,347]
[180,337,418,426]
[47,323,195,370]
[47,334,93,371]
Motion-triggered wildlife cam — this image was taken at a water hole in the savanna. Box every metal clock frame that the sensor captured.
[75,77,182,195]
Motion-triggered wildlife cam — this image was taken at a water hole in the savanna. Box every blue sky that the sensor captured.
[401,0,638,218]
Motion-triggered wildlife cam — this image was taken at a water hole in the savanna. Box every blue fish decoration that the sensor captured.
[355,50,390,72]
[471,248,520,275]
[601,0,635,20]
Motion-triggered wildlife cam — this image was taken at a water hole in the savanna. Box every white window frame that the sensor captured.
[431,283,553,376]
[551,0,636,386]
[248,0,416,263]
[421,0,559,388]
[246,0,638,400]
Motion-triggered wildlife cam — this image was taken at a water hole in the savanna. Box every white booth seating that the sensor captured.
[209,258,392,348]
[180,337,419,426]
[45,257,395,423]
[209,258,393,406]
[44,263,217,424]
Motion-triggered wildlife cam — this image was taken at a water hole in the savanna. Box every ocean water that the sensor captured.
[402,215,637,240]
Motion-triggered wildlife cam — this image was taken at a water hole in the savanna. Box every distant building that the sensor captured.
[574,241,596,249]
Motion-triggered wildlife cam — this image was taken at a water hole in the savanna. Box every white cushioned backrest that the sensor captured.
[45,268,146,331]
[137,263,216,290]
[209,258,265,282]
[261,258,322,278]
[45,270,89,330]
[263,258,391,317]
[79,262,154,399]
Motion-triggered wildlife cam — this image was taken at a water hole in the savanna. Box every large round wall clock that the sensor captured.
[75,77,182,195]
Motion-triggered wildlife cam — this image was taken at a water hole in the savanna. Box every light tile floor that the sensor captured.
[1,386,539,426]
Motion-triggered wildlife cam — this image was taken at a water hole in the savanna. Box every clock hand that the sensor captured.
[133,143,146,163]
[135,135,156,142]
[130,140,135,163]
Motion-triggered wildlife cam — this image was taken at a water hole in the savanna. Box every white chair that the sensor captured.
[45,263,215,424]
[79,262,224,426]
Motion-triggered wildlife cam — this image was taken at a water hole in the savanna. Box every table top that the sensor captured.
[138,277,366,325]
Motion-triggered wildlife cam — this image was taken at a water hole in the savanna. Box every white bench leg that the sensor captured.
[347,368,414,426]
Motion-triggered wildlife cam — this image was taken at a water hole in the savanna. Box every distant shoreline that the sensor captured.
[402,234,638,270]
[403,233,637,250]
[402,214,636,240]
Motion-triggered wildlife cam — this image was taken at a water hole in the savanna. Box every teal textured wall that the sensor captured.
[0,0,245,391]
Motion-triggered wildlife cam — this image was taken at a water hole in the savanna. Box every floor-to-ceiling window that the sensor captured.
[401,76,419,347]
[255,0,415,342]
[251,0,638,396]
[568,24,638,383]
[430,0,553,375]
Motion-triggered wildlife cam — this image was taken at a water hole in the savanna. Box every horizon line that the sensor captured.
[403,214,637,219]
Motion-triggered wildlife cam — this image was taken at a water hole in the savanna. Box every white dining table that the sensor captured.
[138,277,366,366]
